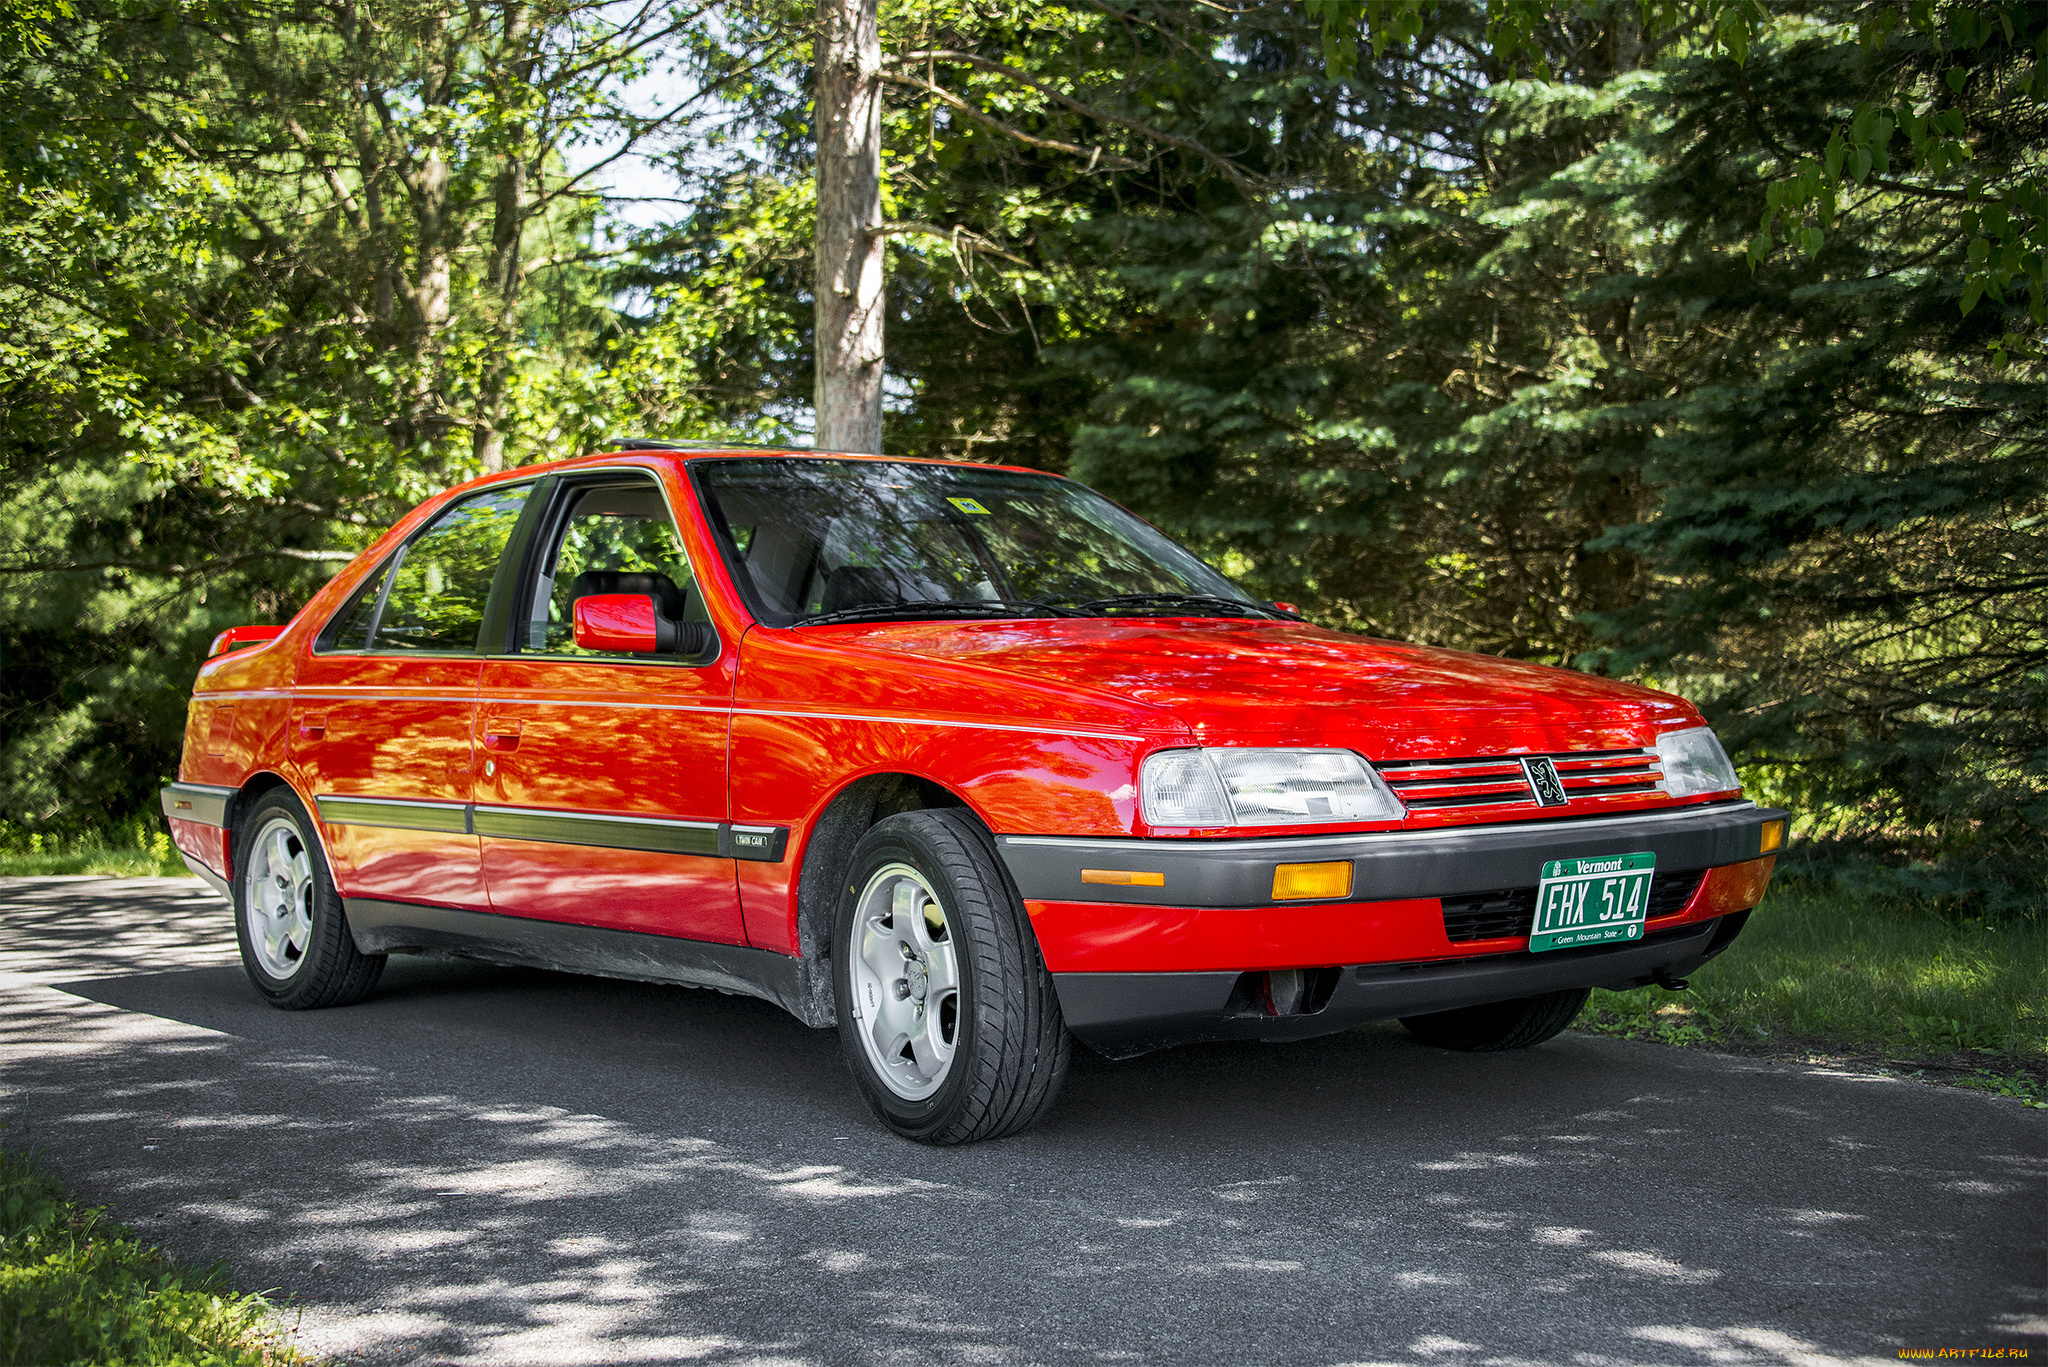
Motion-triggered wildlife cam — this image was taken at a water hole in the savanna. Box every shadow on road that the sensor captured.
[1,876,2041,1366]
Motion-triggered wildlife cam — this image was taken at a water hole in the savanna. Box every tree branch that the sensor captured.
[0,548,357,576]
[876,220,1033,268]
[886,48,1268,192]
[878,70,1144,173]
[277,112,369,237]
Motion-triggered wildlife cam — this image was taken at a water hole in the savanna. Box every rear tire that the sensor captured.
[1400,987,1589,1052]
[833,810,1070,1144]
[233,789,384,1010]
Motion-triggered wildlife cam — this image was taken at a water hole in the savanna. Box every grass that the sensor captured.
[1578,881,2048,1105]
[0,1146,303,1366]
[0,824,189,878]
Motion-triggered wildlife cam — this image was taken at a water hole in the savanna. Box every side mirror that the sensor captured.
[572,594,715,657]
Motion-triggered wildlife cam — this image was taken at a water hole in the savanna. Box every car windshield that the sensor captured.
[693,458,1269,627]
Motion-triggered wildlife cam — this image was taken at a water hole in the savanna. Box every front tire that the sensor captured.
[833,810,1070,1144]
[233,789,384,1010]
[1400,987,1590,1052]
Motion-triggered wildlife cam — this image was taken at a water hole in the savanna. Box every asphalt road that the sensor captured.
[0,876,2041,1366]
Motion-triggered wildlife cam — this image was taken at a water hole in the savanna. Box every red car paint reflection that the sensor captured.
[169,447,1779,1024]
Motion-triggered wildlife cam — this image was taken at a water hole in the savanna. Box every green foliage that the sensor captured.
[1577,19,2046,890]
[1308,2,2048,341]
[0,818,184,875]
[0,0,799,833]
[0,1147,301,1364]
[1024,2,2045,906]
[0,0,71,59]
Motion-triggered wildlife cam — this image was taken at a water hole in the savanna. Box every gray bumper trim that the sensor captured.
[161,783,235,829]
[1000,801,1784,907]
[1056,913,1749,1058]
[178,850,233,901]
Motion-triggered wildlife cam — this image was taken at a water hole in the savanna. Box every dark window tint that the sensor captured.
[522,481,707,655]
[372,486,531,652]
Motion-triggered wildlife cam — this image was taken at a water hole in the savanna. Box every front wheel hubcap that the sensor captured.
[243,815,316,980]
[849,863,960,1101]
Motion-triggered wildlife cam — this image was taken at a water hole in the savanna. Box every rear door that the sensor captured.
[474,470,745,944]
[291,483,536,909]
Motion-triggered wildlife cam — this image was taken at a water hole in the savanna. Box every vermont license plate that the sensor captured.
[1529,852,1656,953]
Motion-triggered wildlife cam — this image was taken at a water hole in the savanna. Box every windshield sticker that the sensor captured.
[947,497,993,515]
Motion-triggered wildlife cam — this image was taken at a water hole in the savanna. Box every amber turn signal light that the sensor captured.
[1271,861,1353,901]
[1081,868,1165,887]
[1759,819,1786,853]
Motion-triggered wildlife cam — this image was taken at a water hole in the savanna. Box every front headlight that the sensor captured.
[1657,726,1740,798]
[1140,748,1405,827]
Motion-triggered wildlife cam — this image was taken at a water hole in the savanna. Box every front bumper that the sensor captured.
[996,799,1785,1057]
[1055,911,1751,1058]
[998,799,1782,909]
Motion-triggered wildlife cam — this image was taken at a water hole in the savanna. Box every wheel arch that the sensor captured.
[225,770,315,882]
[790,773,995,1026]
[794,773,971,961]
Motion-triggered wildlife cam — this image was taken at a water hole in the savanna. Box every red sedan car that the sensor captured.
[164,443,1786,1143]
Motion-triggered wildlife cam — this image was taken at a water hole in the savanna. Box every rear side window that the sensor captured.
[320,563,390,652]
[320,485,532,654]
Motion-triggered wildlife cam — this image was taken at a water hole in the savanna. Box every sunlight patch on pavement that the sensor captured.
[1589,1249,1721,1283]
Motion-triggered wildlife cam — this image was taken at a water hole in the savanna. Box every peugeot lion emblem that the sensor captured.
[1520,755,1569,806]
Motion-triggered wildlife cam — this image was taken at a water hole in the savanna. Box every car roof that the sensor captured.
[464,445,1058,486]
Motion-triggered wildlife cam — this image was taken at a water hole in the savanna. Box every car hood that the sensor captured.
[829,617,1698,757]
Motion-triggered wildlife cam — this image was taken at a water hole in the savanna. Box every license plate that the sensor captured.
[1529,852,1656,953]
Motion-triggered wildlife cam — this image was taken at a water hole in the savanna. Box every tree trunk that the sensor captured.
[1568,12,1652,662]
[474,0,533,473]
[814,0,884,453]
[409,149,453,450]
[475,154,529,472]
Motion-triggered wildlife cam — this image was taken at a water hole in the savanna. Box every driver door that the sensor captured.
[475,471,744,944]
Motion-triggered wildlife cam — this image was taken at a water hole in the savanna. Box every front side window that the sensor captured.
[521,480,707,656]
[694,458,1261,627]
[322,484,531,654]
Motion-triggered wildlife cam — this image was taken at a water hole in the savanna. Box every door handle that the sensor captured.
[298,714,327,739]
[482,723,522,752]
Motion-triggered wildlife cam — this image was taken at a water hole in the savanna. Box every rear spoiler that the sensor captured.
[209,624,285,657]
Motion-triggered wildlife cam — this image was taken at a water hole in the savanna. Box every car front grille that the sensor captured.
[1440,867,1708,943]
[1375,747,1665,814]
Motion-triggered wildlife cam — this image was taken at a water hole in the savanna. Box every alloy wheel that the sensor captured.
[243,814,316,980]
[848,862,961,1100]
